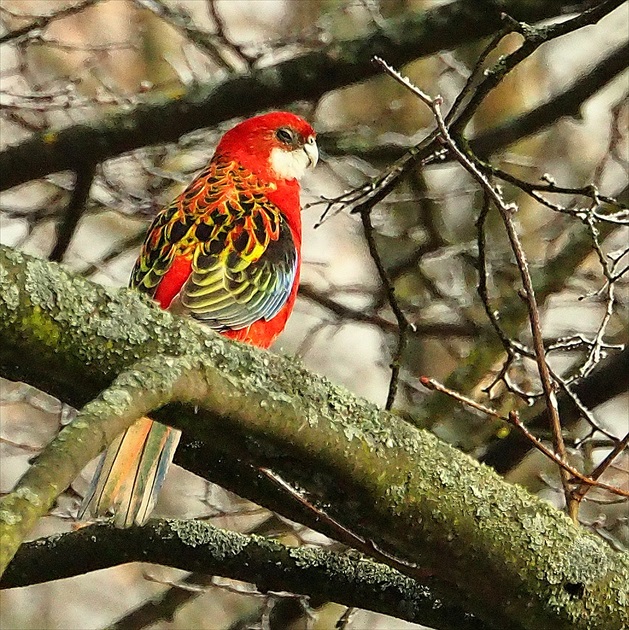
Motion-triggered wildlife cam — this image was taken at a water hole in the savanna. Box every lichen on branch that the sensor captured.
[0,245,628,630]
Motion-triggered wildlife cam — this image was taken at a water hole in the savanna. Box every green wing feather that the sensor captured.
[131,160,297,330]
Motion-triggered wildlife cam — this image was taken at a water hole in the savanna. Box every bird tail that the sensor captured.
[79,417,181,528]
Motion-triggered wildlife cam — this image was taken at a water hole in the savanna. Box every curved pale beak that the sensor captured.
[304,137,318,169]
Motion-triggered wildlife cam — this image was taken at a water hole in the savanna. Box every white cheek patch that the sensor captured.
[269,146,310,181]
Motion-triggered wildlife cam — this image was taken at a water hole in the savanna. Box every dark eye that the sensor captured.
[276,127,295,144]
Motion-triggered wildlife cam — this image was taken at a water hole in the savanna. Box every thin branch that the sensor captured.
[478,158,628,224]
[0,0,605,191]
[578,213,622,376]
[419,377,505,422]
[81,230,146,279]
[131,0,235,72]
[475,195,622,442]
[506,411,629,498]
[49,162,96,262]
[443,19,513,127]
[326,2,625,227]
[298,283,478,338]
[481,346,629,474]
[572,432,629,503]
[420,377,629,499]
[373,55,575,516]
[316,42,629,170]
[1,245,628,629]
[1,520,485,630]
[205,0,255,67]
[449,0,626,136]
[493,203,575,517]
[472,41,629,159]
[259,468,431,582]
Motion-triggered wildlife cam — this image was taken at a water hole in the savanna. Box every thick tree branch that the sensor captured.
[1,245,628,629]
[106,515,290,630]
[481,346,629,473]
[0,0,105,46]
[1,520,485,630]
[0,352,195,572]
[0,0,605,191]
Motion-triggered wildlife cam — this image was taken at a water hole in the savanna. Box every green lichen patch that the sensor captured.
[166,519,247,558]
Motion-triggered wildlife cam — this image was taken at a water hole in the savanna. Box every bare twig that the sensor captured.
[205,0,255,67]
[572,432,629,503]
[506,412,629,498]
[373,55,582,516]
[131,0,236,72]
[481,347,629,474]
[258,468,433,581]
[336,606,358,629]
[579,214,620,376]
[299,283,476,338]
[478,165,628,224]
[476,198,621,441]
[491,204,576,511]
[419,377,506,422]
[450,0,626,136]
[358,208,413,410]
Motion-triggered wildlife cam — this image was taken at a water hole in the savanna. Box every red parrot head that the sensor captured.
[215,111,318,183]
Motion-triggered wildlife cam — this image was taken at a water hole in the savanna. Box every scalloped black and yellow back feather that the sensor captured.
[131,159,297,331]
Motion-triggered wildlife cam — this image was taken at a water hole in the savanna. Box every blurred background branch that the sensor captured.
[0,0,612,191]
[1,519,486,630]
[1,245,627,630]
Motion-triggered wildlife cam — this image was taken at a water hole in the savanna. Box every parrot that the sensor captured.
[79,111,318,528]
